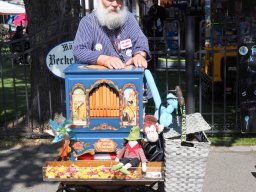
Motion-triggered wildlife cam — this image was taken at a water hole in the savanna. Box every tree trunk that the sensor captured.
[23,0,80,130]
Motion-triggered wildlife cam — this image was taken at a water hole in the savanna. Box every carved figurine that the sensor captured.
[111,126,148,175]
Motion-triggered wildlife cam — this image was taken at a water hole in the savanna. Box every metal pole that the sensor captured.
[89,0,94,13]
[185,16,195,114]
[135,0,140,22]
[81,0,86,17]
[204,0,211,47]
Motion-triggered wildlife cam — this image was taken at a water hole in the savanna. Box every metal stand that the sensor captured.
[56,181,164,192]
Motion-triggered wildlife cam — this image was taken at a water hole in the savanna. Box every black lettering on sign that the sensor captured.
[62,43,73,52]
[49,54,55,66]
[48,54,73,66]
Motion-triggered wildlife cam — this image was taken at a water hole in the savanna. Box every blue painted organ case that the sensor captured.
[64,64,144,154]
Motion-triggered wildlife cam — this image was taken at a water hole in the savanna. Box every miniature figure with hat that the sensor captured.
[111,126,148,175]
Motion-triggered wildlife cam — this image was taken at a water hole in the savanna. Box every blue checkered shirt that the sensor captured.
[73,11,151,64]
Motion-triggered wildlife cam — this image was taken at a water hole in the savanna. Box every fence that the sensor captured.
[197,19,241,133]
[147,18,241,133]
[0,17,243,137]
[0,17,78,137]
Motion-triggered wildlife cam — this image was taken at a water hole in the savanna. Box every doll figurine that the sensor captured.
[142,115,164,142]
[111,126,148,175]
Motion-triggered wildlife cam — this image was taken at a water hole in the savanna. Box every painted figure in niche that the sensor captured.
[123,88,137,125]
[72,87,87,126]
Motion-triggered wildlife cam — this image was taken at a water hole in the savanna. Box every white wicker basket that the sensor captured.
[163,113,211,192]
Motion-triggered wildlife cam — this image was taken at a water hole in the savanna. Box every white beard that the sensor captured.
[95,1,128,30]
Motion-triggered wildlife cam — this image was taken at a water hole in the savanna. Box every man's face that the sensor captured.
[101,0,124,13]
[101,0,123,16]
[102,0,123,16]
[96,0,127,30]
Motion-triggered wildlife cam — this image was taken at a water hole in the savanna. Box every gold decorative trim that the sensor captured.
[77,65,108,70]
[86,90,90,127]
[120,91,124,128]
[92,123,118,131]
[89,79,119,93]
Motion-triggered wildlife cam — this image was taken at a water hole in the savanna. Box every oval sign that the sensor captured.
[46,41,74,78]
[94,138,117,152]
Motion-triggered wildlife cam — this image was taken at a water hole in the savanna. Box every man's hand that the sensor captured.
[126,54,148,68]
[97,55,125,69]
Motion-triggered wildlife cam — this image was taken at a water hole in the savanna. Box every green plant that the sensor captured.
[208,133,256,146]
[0,59,31,123]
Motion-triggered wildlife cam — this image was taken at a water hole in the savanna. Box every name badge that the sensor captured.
[120,39,132,50]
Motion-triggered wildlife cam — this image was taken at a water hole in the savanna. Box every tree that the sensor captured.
[23,0,80,130]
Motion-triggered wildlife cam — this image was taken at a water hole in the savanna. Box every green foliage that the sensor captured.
[0,59,31,123]
[208,133,256,146]
[0,24,11,43]
[0,45,11,55]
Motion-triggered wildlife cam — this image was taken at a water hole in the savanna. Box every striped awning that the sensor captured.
[0,0,25,15]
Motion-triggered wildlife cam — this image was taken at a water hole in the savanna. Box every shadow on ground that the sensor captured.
[0,142,61,192]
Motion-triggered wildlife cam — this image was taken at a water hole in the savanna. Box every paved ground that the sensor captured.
[203,146,256,192]
[0,142,60,192]
[0,143,256,192]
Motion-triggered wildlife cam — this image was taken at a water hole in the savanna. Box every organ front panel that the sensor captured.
[64,64,144,154]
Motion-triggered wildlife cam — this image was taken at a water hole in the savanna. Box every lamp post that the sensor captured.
[185,16,195,114]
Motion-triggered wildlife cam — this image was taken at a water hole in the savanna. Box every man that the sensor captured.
[73,0,150,69]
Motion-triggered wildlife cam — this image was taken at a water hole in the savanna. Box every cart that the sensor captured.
[43,65,165,192]
[43,160,164,192]
[43,65,210,192]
